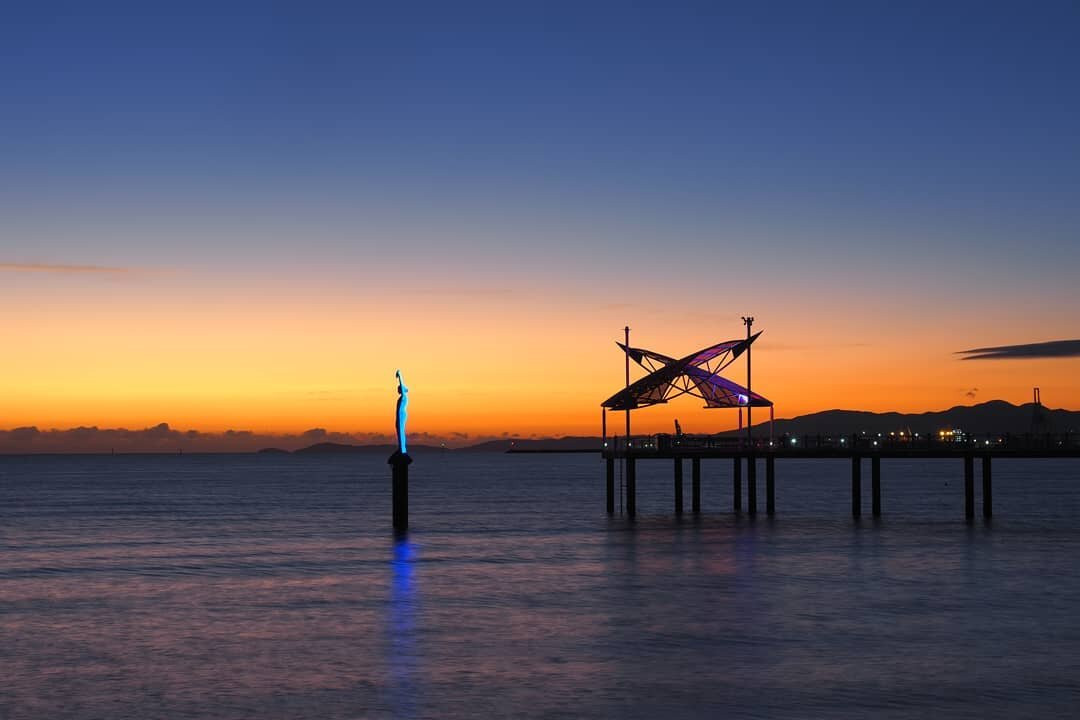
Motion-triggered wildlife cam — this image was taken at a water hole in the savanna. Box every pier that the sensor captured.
[602,432,1080,520]
[599,325,1079,521]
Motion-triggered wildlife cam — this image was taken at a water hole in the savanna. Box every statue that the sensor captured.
[389,370,411,531]
[395,369,409,456]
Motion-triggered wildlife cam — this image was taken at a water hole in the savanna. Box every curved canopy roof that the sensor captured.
[601,333,772,411]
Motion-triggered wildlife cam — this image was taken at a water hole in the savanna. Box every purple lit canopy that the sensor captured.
[601,333,772,412]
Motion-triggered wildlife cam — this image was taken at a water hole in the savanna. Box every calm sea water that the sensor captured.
[2,452,1079,719]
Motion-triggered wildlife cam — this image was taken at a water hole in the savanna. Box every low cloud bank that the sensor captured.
[957,339,1080,360]
[0,262,133,274]
[0,423,509,454]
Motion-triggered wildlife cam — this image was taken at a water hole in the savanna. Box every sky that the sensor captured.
[2,1,1078,447]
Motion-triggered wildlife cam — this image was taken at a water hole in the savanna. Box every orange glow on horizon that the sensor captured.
[2,269,1077,441]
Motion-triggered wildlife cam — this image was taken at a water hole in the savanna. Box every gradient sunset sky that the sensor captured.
[3,1,1078,443]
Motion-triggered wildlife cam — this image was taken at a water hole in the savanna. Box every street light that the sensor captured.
[741,316,754,444]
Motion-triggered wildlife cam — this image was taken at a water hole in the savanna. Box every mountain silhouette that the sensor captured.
[734,400,1077,437]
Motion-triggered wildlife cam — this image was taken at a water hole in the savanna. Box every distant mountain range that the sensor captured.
[743,400,1077,437]
[460,437,600,453]
[262,442,447,455]
[262,401,1078,455]
[263,439,599,454]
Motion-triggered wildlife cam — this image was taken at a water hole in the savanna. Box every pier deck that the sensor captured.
[599,433,1080,520]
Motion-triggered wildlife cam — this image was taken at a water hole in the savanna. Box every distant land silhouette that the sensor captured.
[1,401,1075,454]
[289,442,446,455]
[257,401,1079,455]
[260,438,598,454]
[742,399,1077,438]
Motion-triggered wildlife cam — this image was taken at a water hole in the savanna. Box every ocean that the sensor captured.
[2,452,1079,719]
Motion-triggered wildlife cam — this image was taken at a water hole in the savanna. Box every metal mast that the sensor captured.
[624,326,631,443]
[742,316,754,445]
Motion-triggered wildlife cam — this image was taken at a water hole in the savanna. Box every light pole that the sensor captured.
[742,316,754,445]
[624,326,631,444]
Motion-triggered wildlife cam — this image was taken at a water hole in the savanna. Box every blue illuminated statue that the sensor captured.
[389,370,411,531]
[395,369,409,455]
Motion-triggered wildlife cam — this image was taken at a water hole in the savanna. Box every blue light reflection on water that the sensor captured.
[389,537,418,719]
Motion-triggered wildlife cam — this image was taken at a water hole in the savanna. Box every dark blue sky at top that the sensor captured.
[2,0,1078,291]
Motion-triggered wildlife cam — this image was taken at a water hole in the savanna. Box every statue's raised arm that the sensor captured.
[395,370,409,456]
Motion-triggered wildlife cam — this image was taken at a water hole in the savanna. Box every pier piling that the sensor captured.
[598,430,1080,521]
[674,458,684,514]
[733,457,742,512]
[766,454,775,515]
[871,456,881,517]
[964,455,975,520]
[691,458,701,513]
[606,458,615,514]
[851,456,862,518]
[747,455,757,516]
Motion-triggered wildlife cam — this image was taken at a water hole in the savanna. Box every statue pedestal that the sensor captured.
[388,451,412,531]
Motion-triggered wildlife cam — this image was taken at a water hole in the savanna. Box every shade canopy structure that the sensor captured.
[601,333,772,412]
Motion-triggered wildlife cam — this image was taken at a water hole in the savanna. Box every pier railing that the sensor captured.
[605,431,1079,455]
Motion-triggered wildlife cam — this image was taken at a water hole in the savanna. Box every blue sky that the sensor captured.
[1,2,1078,330]
[4,1,1077,269]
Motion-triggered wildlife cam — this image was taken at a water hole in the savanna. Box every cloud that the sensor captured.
[0,262,133,274]
[0,424,511,453]
[956,340,1080,360]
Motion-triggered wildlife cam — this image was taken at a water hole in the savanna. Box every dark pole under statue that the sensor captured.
[389,370,412,531]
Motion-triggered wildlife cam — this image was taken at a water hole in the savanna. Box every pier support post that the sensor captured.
[964,455,975,520]
[691,458,701,513]
[389,452,413,532]
[766,454,775,515]
[626,457,637,518]
[851,456,861,518]
[871,456,881,517]
[747,455,757,516]
[982,455,992,519]
[674,458,684,514]
[733,457,742,512]
[606,457,615,514]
